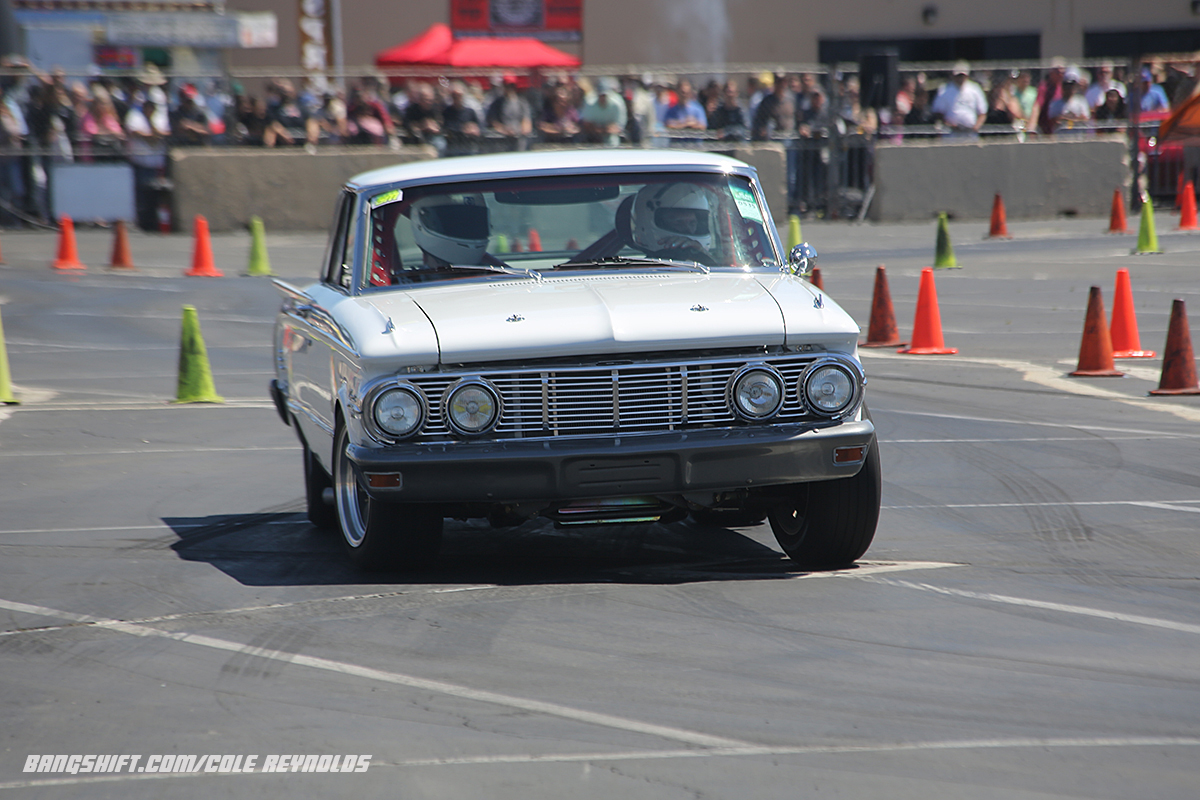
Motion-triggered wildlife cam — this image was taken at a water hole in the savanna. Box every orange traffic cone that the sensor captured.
[1107,189,1129,234]
[1150,299,1200,395]
[1069,286,1124,376]
[1110,269,1154,358]
[809,266,823,291]
[527,228,542,251]
[899,268,957,354]
[52,215,86,271]
[1178,181,1198,231]
[986,193,1011,239]
[108,220,135,269]
[185,215,223,277]
[861,265,906,348]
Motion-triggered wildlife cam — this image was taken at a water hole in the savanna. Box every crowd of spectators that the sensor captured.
[2,54,1198,226]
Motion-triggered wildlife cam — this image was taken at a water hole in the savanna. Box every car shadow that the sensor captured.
[162,505,853,587]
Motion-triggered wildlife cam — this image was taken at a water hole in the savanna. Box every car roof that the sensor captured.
[346,149,755,191]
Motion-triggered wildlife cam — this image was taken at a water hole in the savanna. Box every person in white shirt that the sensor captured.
[1085,64,1125,109]
[931,61,987,137]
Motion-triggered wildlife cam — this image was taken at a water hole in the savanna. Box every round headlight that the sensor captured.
[804,363,856,415]
[445,380,500,435]
[730,367,784,420]
[372,387,424,438]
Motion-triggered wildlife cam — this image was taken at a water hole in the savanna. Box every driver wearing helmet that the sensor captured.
[630,183,714,263]
[411,193,491,267]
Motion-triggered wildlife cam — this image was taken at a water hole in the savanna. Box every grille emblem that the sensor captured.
[690,304,709,312]
[506,314,525,323]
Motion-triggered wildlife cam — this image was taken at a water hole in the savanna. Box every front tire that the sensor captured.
[303,440,337,530]
[333,425,442,571]
[767,442,881,568]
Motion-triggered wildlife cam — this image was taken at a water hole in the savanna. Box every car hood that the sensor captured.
[360,272,858,364]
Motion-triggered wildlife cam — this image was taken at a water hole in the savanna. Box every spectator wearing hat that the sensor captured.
[1138,69,1170,112]
[1048,69,1092,132]
[125,97,169,229]
[170,85,211,146]
[1093,88,1127,125]
[931,61,987,137]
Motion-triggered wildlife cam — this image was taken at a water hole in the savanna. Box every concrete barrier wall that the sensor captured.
[171,138,1116,232]
[871,136,1130,222]
[169,146,438,232]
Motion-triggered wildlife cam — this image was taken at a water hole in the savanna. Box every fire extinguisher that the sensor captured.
[157,200,172,234]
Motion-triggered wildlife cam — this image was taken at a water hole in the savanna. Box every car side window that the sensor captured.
[323,191,357,290]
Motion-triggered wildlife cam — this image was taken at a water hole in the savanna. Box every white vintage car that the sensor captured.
[271,149,880,571]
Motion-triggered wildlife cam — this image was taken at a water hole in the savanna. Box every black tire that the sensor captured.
[689,508,768,528]
[767,441,881,569]
[303,442,338,530]
[333,425,442,571]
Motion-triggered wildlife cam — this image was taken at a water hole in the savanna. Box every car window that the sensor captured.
[322,191,357,290]
[360,172,779,289]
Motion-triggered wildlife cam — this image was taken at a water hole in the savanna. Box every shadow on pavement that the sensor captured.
[162,505,842,587]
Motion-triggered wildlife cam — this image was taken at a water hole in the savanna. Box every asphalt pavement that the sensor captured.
[1,211,1199,798]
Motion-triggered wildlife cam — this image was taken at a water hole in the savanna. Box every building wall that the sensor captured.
[225,0,1197,71]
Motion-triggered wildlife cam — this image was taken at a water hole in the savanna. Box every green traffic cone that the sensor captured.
[174,305,223,404]
[246,216,274,276]
[1134,195,1161,254]
[787,214,803,250]
[494,234,510,253]
[0,307,18,405]
[933,212,960,269]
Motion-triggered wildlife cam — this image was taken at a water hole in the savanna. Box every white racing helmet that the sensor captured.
[411,193,490,265]
[631,183,712,252]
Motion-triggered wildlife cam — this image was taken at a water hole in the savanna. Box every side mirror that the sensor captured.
[786,242,818,277]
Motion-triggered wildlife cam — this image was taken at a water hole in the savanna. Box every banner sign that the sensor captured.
[451,0,582,42]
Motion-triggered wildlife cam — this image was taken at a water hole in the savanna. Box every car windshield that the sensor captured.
[362,171,779,288]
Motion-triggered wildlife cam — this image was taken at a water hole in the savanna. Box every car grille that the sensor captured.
[405,354,821,441]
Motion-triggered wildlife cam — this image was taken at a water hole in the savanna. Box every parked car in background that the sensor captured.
[270,150,880,571]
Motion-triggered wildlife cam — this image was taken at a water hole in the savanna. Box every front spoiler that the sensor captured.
[347,420,875,504]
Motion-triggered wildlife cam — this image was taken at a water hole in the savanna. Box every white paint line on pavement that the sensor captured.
[879,408,1197,437]
[881,434,1200,443]
[5,339,266,351]
[0,564,956,638]
[0,596,750,749]
[8,400,272,412]
[3,736,1199,789]
[882,500,1200,513]
[0,445,293,458]
[869,579,1200,637]
[861,352,1200,423]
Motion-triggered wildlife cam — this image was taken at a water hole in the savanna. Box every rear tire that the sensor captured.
[767,442,881,568]
[333,425,442,571]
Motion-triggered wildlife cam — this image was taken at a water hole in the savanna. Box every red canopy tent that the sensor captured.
[375,23,580,69]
